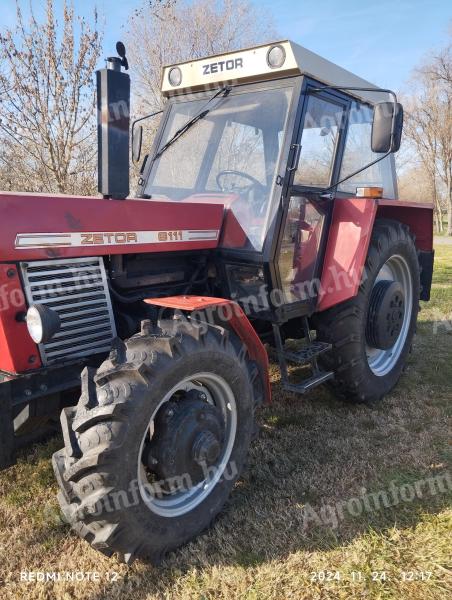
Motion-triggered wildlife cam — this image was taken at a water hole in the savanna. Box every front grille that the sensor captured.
[21,257,116,365]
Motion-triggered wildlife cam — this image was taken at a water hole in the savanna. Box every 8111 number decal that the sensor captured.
[158,231,183,242]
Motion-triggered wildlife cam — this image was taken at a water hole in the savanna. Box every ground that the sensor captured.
[0,242,451,600]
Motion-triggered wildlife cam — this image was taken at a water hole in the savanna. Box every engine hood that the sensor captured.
[0,192,225,262]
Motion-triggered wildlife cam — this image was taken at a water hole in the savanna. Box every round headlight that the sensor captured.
[168,67,182,87]
[26,304,61,344]
[267,45,286,69]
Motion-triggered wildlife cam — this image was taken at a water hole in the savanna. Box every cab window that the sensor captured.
[207,123,266,189]
[338,101,395,197]
[145,85,294,251]
[294,96,345,187]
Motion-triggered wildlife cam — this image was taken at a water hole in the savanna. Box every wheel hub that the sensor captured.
[192,430,221,466]
[366,280,405,350]
[144,397,225,491]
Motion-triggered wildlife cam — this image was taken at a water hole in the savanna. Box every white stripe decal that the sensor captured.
[15,230,220,249]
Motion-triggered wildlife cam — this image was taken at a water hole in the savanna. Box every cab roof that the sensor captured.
[161,40,388,104]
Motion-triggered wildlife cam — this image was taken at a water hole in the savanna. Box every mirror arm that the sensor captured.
[131,109,164,129]
[319,149,392,195]
[309,86,398,195]
[131,109,164,165]
[131,109,164,139]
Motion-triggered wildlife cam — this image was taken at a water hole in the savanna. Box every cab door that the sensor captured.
[273,84,349,317]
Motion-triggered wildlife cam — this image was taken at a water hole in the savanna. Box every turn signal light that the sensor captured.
[356,187,383,199]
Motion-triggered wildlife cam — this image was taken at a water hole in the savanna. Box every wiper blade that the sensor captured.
[152,85,231,162]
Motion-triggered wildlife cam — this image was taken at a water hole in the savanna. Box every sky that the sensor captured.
[1,0,450,90]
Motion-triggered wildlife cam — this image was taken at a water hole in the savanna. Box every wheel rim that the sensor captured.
[366,254,413,377]
[138,372,237,517]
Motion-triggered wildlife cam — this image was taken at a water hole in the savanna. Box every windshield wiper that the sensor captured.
[151,85,231,162]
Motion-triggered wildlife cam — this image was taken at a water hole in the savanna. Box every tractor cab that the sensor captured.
[136,41,401,318]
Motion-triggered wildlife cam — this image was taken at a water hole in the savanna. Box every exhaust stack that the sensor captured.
[96,43,130,200]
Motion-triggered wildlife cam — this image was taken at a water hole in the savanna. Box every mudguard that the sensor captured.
[317,198,434,312]
[145,296,271,403]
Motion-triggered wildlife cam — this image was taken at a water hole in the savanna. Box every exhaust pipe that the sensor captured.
[96,43,130,200]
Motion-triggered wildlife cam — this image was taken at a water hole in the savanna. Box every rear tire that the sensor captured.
[314,219,420,403]
[53,319,256,564]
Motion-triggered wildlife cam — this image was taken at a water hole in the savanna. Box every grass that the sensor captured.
[1,244,451,600]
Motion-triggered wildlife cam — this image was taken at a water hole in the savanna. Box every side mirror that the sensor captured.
[132,124,143,164]
[371,101,404,153]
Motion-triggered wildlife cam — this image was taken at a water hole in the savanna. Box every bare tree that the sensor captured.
[402,93,445,232]
[423,42,452,235]
[402,38,452,235]
[126,0,276,113]
[0,0,102,194]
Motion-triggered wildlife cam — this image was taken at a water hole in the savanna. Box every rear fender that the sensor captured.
[145,296,271,403]
[317,198,434,312]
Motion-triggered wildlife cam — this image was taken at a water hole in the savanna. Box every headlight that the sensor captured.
[26,304,61,344]
[267,45,286,69]
[168,67,182,87]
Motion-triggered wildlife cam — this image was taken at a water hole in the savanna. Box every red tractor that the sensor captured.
[0,41,434,563]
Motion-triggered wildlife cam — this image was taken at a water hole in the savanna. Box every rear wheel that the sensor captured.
[52,319,255,563]
[315,219,420,403]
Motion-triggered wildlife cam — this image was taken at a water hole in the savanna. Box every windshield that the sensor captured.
[144,85,294,251]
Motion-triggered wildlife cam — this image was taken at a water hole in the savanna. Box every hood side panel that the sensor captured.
[0,193,224,262]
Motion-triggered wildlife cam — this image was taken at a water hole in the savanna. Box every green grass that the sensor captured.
[0,244,451,600]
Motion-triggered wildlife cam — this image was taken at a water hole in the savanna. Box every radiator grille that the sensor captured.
[21,257,116,365]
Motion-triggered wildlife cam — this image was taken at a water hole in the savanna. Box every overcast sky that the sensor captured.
[1,0,450,89]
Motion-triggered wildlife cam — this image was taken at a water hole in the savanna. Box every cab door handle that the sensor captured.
[287,143,301,172]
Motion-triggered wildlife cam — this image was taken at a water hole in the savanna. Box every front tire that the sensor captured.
[53,319,255,564]
[315,219,420,403]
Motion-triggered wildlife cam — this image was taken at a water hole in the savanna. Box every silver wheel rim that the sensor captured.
[366,254,413,377]
[138,372,237,517]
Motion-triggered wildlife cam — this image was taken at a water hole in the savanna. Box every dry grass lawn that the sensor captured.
[0,243,451,599]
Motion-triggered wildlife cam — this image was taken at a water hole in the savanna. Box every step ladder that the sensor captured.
[272,318,334,394]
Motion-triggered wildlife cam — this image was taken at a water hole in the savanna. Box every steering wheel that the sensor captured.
[216,170,264,193]
[216,170,267,217]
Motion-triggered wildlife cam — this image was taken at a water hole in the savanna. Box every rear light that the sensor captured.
[356,186,383,199]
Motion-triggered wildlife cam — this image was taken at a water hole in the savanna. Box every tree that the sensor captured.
[423,42,452,235]
[126,0,276,112]
[0,0,102,194]
[402,37,452,235]
[402,92,445,232]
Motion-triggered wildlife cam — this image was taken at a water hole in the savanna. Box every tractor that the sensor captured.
[0,40,434,563]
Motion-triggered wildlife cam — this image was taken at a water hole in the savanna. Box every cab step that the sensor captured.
[283,370,334,394]
[272,320,334,395]
[284,341,332,365]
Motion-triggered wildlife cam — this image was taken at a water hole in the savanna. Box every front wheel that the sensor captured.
[52,320,255,564]
[315,219,420,403]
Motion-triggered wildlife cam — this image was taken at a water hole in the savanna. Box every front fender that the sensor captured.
[145,295,271,403]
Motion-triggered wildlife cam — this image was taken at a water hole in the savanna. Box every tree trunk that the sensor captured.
[448,197,452,236]
[448,174,452,236]
[430,174,443,233]
[434,202,442,233]
[446,172,452,236]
